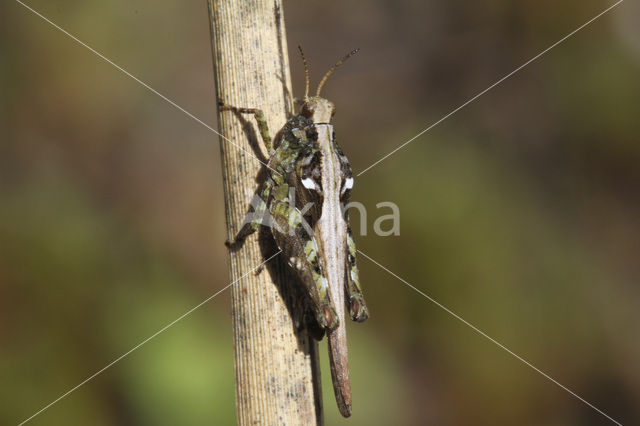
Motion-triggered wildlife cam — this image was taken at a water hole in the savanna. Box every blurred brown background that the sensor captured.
[2,0,639,425]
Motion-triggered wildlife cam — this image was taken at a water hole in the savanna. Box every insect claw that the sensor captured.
[217,100,236,112]
[225,236,246,251]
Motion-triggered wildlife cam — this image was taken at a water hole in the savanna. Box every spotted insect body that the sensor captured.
[221,48,368,418]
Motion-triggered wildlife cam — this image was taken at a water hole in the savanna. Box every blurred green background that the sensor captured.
[2,0,639,425]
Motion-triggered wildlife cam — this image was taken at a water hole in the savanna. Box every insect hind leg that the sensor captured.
[269,200,339,332]
[345,225,368,322]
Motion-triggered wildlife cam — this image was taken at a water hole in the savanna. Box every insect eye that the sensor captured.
[301,103,315,118]
[331,106,336,116]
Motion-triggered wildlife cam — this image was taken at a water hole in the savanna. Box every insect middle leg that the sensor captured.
[226,177,274,249]
[269,200,339,331]
[218,101,273,154]
[345,225,368,322]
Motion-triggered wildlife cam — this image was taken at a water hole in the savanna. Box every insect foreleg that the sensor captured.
[218,102,273,154]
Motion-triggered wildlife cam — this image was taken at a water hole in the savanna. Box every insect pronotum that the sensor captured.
[220,47,369,418]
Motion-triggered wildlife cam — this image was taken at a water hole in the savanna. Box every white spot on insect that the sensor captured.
[341,177,354,194]
[302,177,315,190]
[345,177,354,189]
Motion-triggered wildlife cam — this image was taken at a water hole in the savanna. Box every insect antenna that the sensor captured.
[298,45,310,100]
[316,48,360,96]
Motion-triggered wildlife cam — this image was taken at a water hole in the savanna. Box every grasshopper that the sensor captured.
[220,47,368,418]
